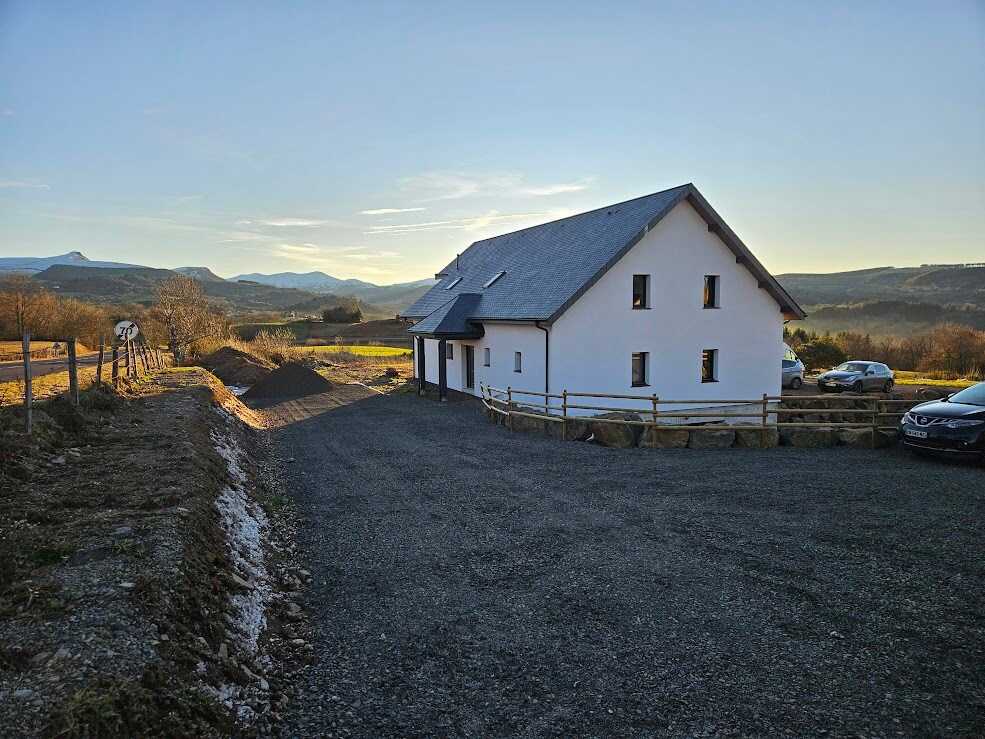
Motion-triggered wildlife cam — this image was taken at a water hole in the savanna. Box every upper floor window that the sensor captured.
[446,342,454,360]
[483,347,491,366]
[704,275,720,308]
[514,351,522,373]
[702,349,718,382]
[632,352,649,387]
[632,274,650,309]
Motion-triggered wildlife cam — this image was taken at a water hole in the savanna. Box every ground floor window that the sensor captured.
[483,347,491,366]
[632,352,648,387]
[446,342,454,360]
[514,351,522,372]
[702,349,718,382]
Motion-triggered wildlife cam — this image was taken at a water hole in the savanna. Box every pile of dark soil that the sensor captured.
[242,361,332,399]
[200,346,274,387]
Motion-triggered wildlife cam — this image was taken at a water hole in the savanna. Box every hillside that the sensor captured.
[33,264,390,315]
[174,266,227,282]
[777,264,985,308]
[0,251,140,274]
[799,300,985,337]
[230,271,435,310]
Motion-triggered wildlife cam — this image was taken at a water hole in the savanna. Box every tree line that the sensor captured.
[785,324,985,379]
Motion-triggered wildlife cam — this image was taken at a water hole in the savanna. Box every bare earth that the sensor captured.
[258,388,984,738]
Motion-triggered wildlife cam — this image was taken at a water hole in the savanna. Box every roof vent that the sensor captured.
[482,271,506,289]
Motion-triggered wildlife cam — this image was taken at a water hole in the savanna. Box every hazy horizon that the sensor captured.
[1,1,983,282]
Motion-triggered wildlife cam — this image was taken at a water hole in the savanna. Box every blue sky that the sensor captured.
[1,0,983,283]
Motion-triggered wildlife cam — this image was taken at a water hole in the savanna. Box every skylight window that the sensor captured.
[483,271,506,289]
[445,277,463,290]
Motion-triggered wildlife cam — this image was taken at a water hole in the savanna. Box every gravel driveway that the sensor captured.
[266,390,984,737]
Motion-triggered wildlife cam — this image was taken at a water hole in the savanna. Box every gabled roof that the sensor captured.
[407,293,484,339]
[403,184,805,330]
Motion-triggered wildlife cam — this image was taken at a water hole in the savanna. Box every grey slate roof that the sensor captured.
[403,184,805,332]
[407,293,484,338]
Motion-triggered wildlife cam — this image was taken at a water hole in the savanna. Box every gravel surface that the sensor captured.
[267,390,984,737]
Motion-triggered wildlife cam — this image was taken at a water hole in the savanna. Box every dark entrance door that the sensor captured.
[464,345,475,389]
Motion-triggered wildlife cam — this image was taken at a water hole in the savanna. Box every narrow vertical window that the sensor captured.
[702,349,718,382]
[446,343,454,360]
[514,351,522,373]
[704,275,720,308]
[483,347,491,366]
[632,274,649,309]
[631,352,649,387]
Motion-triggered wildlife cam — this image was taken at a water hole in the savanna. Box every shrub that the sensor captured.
[384,366,400,378]
[796,338,847,372]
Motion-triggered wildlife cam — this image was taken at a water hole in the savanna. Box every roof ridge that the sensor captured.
[468,183,691,246]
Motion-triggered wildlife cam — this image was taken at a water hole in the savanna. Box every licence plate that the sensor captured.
[905,429,928,439]
[826,382,838,387]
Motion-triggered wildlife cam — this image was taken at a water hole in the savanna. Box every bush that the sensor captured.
[796,338,846,372]
[322,298,362,324]
[384,366,400,378]
[250,329,299,364]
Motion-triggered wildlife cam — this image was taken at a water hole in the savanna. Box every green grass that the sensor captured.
[891,371,977,388]
[304,345,411,356]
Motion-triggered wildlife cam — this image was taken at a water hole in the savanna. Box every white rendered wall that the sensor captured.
[548,200,784,415]
[413,323,547,398]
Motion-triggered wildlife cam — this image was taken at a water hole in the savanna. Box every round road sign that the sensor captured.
[114,320,139,342]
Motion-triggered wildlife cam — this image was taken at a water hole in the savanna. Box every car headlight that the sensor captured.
[902,411,916,425]
[945,419,985,429]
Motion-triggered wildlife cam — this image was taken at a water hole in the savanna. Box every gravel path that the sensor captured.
[267,390,984,737]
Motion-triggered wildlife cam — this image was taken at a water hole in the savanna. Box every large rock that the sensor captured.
[561,417,591,442]
[734,428,779,448]
[837,428,895,449]
[687,428,736,450]
[783,427,838,448]
[588,412,643,448]
[639,426,690,448]
[510,405,548,435]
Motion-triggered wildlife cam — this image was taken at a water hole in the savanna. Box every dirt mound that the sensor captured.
[200,346,274,387]
[242,361,332,399]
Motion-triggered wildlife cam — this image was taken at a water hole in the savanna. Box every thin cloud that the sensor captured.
[360,207,427,215]
[397,170,595,201]
[366,212,550,235]
[258,217,337,227]
[0,179,49,189]
[519,177,595,196]
[0,108,13,117]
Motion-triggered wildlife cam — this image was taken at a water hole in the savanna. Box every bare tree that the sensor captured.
[0,273,59,339]
[151,276,228,362]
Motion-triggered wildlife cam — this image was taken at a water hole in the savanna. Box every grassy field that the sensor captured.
[303,345,411,357]
[0,340,95,360]
[892,371,977,389]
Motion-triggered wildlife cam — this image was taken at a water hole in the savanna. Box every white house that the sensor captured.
[401,184,805,414]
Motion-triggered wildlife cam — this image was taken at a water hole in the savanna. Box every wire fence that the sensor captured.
[480,383,919,450]
[0,333,174,431]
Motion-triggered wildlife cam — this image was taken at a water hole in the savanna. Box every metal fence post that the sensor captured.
[22,332,32,435]
[67,336,79,405]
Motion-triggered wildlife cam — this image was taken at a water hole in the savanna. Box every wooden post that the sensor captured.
[22,332,32,435]
[507,386,513,431]
[437,338,448,401]
[870,398,878,450]
[112,345,119,388]
[650,394,659,448]
[67,336,79,405]
[96,332,105,386]
[561,390,568,442]
[129,340,137,379]
[761,393,769,449]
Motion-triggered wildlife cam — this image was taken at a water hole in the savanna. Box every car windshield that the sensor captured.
[834,362,869,372]
[947,383,985,406]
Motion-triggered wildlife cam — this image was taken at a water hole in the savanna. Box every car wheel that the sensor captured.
[852,380,864,394]
[790,376,802,389]
[884,379,894,392]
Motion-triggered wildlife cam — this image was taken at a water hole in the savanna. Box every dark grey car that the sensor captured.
[818,361,895,393]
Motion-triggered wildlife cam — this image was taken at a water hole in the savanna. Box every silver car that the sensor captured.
[818,361,895,393]
[782,357,805,389]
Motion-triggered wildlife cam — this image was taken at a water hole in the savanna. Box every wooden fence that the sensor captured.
[3,333,173,433]
[480,383,917,450]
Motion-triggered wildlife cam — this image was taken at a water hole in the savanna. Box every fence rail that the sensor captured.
[479,383,917,450]
[2,333,174,430]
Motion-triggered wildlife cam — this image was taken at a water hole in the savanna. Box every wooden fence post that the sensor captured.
[129,340,137,379]
[67,336,79,405]
[22,332,32,435]
[561,390,568,442]
[112,345,119,388]
[650,394,658,448]
[96,332,105,386]
[761,393,769,448]
[870,398,878,450]
[507,386,513,432]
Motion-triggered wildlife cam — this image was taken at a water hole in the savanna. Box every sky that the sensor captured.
[1,1,983,284]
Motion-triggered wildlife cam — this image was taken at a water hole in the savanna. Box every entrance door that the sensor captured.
[464,345,475,389]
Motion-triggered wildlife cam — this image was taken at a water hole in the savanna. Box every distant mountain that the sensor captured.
[229,270,436,309]
[799,300,985,337]
[174,266,227,282]
[0,251,139,274]
[777,264,985,309]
